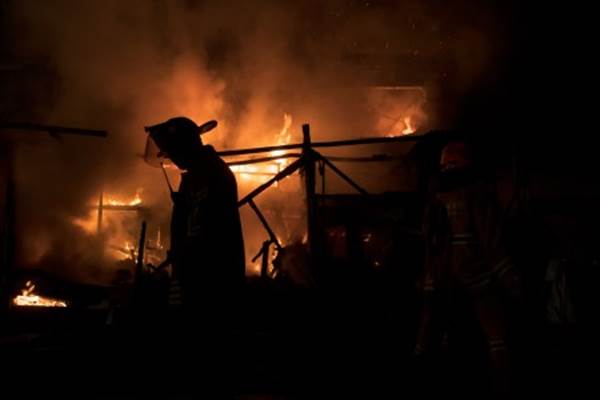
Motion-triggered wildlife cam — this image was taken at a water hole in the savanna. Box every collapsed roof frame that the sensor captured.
[220,124,422,276]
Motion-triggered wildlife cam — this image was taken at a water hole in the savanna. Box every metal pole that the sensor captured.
[316,153,369,196]
[320,160,326,195]
[237,158,303,207]
[218,134,423,157]
[303,124,318,258]
[260,240,270,279]
[0,122,107,138]
[160,162,174,197]
[248,200,282,251]
[97,192,104,234]
[0,152,14,311]
[227,153,301,167]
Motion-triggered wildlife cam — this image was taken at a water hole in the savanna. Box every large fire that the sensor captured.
[66,104,421,279]
[13,281,68,308]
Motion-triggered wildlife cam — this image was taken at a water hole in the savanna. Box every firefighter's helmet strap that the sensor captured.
[160,162,176,201]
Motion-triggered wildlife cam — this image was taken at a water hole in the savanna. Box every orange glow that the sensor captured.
[72,189,148,262]
[106,189,143,206]
[72,210,97,234]
[156,229,163,249]
[367,86,426,137]
[13,281,67,308]
[387,115,416,137]
[72,189,144,235]
[249,263,262,276]
[230,114,293,183]
[230,163,281,181]
[401,116,416,135]
[124,242,137,260]
[272,113,292,163]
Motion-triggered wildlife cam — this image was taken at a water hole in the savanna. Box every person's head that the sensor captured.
[440,140,473,174]
[438,140,476,191]
[145,117,216,170]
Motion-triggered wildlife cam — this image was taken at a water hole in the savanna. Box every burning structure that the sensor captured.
[0,0,594,398]
[1,1,446,289]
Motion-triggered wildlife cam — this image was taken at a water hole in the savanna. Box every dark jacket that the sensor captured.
[422,177,514,294]
[170,145,245,304]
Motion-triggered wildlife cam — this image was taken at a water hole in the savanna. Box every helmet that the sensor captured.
[440,141,472,172]
[143,117,217,167]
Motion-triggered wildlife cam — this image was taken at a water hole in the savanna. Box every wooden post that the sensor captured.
[302,124,318,258]
[134,221,147,285]
[260,240,270,279]
[0,151,15,311]
[97,191,104,234]
[249,199,282,250]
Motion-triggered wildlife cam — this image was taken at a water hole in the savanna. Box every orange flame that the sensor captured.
[230,114,293,183]
[106,189,143,206]
[401,116,416,135]
[123,242,137,260]
[387,115,416,137]
[272,113,293,164]
[13,281,67,308]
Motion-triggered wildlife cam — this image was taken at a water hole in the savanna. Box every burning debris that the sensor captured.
[13,281,67,308]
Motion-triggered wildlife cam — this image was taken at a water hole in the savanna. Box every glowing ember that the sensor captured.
[13,281,67,308]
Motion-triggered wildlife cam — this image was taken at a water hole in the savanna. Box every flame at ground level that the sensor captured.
[13,281,68,308]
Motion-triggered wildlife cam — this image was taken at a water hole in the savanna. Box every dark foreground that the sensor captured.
[0,286,591,399]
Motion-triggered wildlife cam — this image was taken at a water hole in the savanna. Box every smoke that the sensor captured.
[3,0,514,284]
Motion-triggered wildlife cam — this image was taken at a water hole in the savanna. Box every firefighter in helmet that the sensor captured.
[415,139,521,395]
[144,117,245,310]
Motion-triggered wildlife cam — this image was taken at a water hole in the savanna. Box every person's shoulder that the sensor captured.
[202,145,237,180]
[201,144,218,157]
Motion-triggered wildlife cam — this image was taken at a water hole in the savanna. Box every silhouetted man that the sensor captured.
[145,117,245,311]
